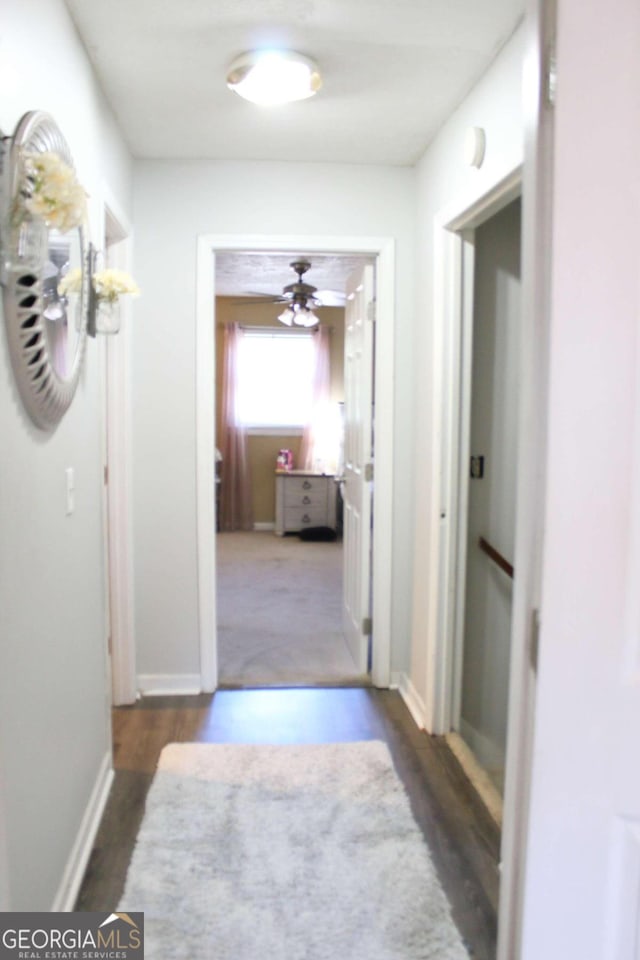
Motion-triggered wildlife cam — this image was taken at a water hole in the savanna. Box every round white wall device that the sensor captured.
[465,126,486,168]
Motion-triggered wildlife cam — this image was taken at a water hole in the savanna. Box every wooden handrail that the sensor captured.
[478,536,514,580]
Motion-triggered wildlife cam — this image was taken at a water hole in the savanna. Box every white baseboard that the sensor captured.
[446,732,503,827]
[137,674,202,696]
[397,672,427,731]
[51,752,113,912]
[458,717,504,773]
[253,522,275,531]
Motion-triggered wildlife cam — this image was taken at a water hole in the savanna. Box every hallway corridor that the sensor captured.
[77,688,499,959]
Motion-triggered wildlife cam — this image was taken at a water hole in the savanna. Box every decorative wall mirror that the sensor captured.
[0,111,91,430]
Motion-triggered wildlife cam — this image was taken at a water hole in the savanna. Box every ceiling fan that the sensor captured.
[239,259,346,327]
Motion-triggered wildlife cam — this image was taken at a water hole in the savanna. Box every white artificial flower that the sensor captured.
[57,267,83,297]
[22,151,87,233]
[93,269,140,303]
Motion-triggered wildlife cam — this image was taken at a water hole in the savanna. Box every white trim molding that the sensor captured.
[137,674,202,697]
[254,522,276,531]
[196,233,395,693]
[398,672,427,731]
[104,282,137,706]
[51,753,113,912]
[459,717,505,774]
[101,186,137,706]
[497,1,555,955]
[427,165,523,736]
[196,237,217,693]
[445,732,503,827]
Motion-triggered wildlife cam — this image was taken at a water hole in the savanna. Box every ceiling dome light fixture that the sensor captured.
[226,51,322,106]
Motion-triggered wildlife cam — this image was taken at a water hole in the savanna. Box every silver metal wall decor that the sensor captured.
[0,111,91,430]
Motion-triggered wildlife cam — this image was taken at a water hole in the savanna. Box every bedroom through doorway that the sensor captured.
[213,251,375,687]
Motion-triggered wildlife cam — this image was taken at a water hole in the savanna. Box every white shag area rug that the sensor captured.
[119,742,470,960]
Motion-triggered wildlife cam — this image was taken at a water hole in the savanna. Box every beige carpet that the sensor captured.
[217,531,364,686]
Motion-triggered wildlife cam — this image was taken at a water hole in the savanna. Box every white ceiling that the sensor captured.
[64,0,523,167]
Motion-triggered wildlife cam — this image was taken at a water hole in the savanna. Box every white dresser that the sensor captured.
[274,471,337,536]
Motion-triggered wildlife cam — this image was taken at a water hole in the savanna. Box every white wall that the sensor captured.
[409,25,525,719]
[0,0,132,908]
[132,161,415,682]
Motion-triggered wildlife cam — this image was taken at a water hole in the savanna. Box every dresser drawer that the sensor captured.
[284,505,329,528]
[281,476,327,502]
[283,488,327,508]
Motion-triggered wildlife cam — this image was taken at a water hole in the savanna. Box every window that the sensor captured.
[236,328,315,431]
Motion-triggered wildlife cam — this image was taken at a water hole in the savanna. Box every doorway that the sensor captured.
[454,198,522,796]
[195,233,395,692]
[213,253,375,687]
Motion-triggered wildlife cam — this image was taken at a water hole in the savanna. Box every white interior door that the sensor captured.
[342,263,375,674]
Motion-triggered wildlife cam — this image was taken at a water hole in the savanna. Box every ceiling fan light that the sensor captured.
[278,307,295,326]
[295,308,320,328]
[226,51,322,106]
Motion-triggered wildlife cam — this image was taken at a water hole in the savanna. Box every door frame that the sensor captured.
[195,233,395,691]
[101,187,137,706]
[431,171,536,960]
[429,168,522,736]
[429,169,532,959]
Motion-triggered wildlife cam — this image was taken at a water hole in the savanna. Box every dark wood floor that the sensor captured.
[76,688,499,959]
